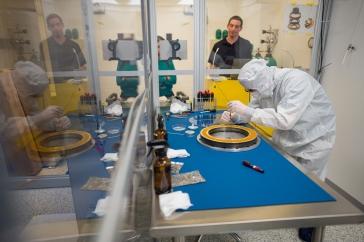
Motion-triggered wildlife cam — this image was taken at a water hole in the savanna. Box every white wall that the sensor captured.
[322,0,364,203]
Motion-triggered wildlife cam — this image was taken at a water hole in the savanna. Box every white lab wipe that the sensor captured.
[159,191,192,218]
[167,148,190,158]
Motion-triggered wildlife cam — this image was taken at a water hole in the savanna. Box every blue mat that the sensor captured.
[67,116,122,219]
[166,113,335,211]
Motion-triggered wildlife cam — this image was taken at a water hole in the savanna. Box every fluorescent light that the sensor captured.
[128,0,140,5]
[178,0,193,5]
[92,0,118,5]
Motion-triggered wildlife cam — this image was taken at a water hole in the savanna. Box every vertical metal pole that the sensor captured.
[141,0,151,82]
[81,0,101,105]
[309,0,333,81]
[141,0,158,138]
[141,0,152,139]
[194,0,206,99]
[173,236,186,242]
[0,146,8,177]
[148,0,160,110]
[313,226,325,242]
[34,0,57,97]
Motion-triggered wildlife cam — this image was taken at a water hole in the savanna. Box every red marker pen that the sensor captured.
[242,160,264,173]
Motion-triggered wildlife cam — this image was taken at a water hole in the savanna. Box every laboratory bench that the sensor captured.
[23,111,364,242]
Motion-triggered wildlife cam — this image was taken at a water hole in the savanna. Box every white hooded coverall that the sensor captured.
[235,59,336,180]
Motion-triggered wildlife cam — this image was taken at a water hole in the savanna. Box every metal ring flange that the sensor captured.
[199,124,258,150]
[34,130,93,155]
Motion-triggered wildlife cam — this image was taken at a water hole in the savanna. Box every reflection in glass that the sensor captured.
[40,13,87,77]
[0,62,71,176]
[155,0,194,105]
[0,0,94,178]
[158,35,177,98]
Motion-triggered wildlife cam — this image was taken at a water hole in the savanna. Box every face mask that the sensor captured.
[257,82,274,98]
[240,79,252,90]
[250,91,260,99]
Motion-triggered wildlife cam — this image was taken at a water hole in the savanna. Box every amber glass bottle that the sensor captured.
[153,114,168,140]
[153,147,172,194]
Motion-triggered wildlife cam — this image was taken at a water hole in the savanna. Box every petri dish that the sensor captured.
[172,123,186,131]
[108,129,120,135]
[185,130,195,136]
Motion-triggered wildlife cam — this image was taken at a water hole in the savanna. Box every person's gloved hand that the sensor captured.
[220,111,245,124]
[29,106,64,127]
[227,100,255,123]
[41,106,64,120]
[228,101,249,114]
[54,116,71,131]
[220,111,233,123]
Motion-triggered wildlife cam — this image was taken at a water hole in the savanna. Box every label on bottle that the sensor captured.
[154,164,171,194]
[153,129,168,140]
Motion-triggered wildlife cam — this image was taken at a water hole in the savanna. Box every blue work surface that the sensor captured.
[67,116,122,220]
[166,113,335,211]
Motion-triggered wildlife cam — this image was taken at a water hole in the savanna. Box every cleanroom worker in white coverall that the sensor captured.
[221,59,336,181]
[221,59,336,242]
[0,61,71,175]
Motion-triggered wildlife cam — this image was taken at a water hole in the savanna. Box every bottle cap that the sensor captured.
[157,114,164,129]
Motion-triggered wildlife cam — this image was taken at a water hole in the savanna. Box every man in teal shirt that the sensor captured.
[158,36,176,98]
[116,60,139,100]
[158,59,176,97]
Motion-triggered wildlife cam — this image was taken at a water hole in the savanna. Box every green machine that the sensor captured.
[158,59,176,98]
[116,60,139,100]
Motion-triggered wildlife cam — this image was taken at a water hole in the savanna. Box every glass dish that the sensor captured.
[172,123,187,131]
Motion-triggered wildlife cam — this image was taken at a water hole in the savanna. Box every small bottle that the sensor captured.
[153,114,168,141]
[153,145,172,194]
[187,100,192,112]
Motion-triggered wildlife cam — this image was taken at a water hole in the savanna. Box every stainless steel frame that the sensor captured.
[148,0,160,110]
[194,0,206,97]
[81,0,101,103]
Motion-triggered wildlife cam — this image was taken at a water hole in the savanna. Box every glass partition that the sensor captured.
[0,1,149,240]
[0,0,145,182]
[155,0,194,108]
[93,0,146,107]
[0,0,93,179]
[205,0,318,109]
[206,0,318,71]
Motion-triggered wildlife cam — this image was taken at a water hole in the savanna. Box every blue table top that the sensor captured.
[67,112,335,219]
[166,112,335,211]
[67,115,122,220]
